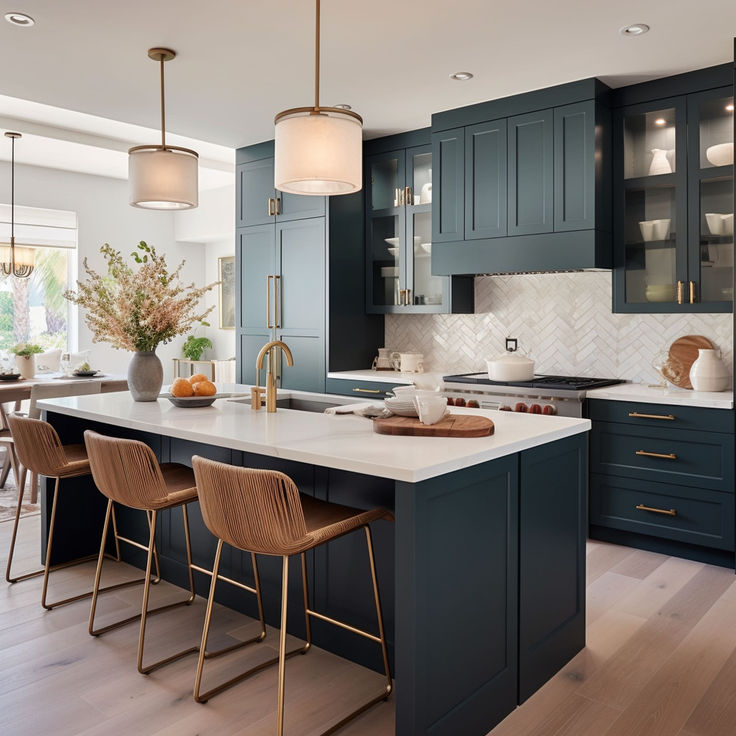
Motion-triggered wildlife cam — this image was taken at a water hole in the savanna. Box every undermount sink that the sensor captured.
[228,396,346,413]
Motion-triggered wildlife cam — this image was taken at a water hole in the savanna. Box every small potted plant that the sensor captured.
[11,342,43,379]
[182,329,212,362]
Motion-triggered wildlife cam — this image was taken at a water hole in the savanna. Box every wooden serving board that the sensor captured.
[373,414,494,437]
[665,334,714,389]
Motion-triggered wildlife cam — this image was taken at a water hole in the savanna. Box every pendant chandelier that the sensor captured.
[274,0,363,196]
[129,48,199,209]
[1,132,34,279]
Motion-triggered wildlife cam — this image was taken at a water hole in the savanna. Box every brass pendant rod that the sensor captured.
[9,134,14,243]
[159,53,166,148]
[314,0,320,111]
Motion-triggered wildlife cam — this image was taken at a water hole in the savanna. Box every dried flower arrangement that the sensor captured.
[64,241,218,353]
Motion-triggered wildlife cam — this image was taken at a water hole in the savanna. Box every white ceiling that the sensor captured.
[0,0,735,152]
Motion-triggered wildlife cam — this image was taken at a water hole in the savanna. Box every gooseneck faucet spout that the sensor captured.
[253,340,294,412]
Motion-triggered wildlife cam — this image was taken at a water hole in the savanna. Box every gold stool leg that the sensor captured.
[277,555,289,736]
[194,538,223,702]
[5,453,43,583]
[365,525,393,698]
[300,552,312,653]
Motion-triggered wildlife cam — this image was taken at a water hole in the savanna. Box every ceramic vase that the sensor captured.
[689,348,729,392]
[649,148,672,176]
[127,350,163,401]
[15,354,35,379]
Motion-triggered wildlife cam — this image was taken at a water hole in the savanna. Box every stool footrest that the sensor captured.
[306,608,381,644]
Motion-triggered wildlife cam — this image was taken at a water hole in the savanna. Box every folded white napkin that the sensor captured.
[324,402,385,417]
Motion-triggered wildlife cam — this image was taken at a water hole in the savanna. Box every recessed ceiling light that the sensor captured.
[726,104,734,112]
[654,118,666,126]
[4,11,35,26]
[449,72,473,81]
[620,23,649,36]
[333,103,352,110]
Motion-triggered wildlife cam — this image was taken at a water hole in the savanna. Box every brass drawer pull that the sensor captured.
[352,388,382,394]
[635,503,676,517]
[636,450,677,460]
[628,412,675,421]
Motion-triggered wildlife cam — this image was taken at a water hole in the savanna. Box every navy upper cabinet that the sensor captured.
[429,79,612,275]
[508,110,554,236]
[612,68,733,314]
[365,130,473,315]
[237,156,325,228]
[465,120,507,240]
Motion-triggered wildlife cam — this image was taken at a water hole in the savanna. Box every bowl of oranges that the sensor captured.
[164,374,222,407]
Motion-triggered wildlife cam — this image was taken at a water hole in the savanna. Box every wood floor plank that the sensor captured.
[609,548,668,580]
[681,645,736,735]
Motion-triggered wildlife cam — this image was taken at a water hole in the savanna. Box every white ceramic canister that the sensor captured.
[689,348,729,392]
[486,350,535,382]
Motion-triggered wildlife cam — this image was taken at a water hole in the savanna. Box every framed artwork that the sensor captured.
[218,255,235,329]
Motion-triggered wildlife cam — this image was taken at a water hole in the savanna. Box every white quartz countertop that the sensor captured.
[327,369,417,385]
[39,387,590,483]
[586,382,734,409]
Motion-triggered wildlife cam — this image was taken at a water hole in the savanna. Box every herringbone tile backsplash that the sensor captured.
[385,273,733,385]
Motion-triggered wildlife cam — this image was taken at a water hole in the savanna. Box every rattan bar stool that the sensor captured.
[5,413,136,609]
[191,455,393,736]
[83,431,268,675]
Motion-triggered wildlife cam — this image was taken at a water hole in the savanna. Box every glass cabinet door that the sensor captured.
[689,88,733,307]
[367,152,405,212]
[408,210,445,307]
[623,107,677,180]
[368,214,403,307]
[410,150,432,206]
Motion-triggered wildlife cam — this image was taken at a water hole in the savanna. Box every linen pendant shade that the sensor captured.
[128,48,198,210]
[1,131,34,279]
[274,0,363,195]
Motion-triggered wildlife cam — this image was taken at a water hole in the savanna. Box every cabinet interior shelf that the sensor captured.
[623,173,677,190]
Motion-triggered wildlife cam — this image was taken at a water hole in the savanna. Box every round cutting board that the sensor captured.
[373,414,494,437]
[664,335,714,389]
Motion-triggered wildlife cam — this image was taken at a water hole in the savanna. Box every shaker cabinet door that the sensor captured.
[237,159,275,227]
[431,128,465,242]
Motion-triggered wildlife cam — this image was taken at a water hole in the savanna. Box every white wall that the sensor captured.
[0,160,207,383]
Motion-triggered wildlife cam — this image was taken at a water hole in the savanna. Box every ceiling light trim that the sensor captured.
[4,11,34,27]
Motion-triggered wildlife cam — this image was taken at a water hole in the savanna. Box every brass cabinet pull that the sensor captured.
[677,280,683,304]
[274,274,281,328]
[636,450,677,460]
[689,280,695,304]
[266,275,274,328]
[352,387,382,394]
[393,188,400,207]
[406,288,412,305]
[398,188,405,206]
[635,503,676,517]
[398,288,406,306]
[268,197,275,216]
[275,197,281,216]
[405,186,413,205]
[628,412,675,421]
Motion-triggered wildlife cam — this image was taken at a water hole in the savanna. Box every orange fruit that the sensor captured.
[171,378,194,397]
[193,380,217,397]
[189,373,210,385]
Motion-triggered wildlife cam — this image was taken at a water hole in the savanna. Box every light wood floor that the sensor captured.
[1,517,735,735]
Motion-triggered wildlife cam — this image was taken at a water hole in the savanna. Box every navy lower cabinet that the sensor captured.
[587,398,735,567]
[43,410,587,736]
[431,78,612,275]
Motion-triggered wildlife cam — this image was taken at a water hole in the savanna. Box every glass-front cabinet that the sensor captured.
[615,87,733,312]
[366,145,449,313]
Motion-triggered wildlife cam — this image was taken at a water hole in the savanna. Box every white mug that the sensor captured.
[413,394,447,425]
[392,352,424,373]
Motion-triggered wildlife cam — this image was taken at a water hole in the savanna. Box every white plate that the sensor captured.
[384,237,399,247]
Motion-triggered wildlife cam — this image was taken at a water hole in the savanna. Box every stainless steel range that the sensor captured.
[442,374,625,418]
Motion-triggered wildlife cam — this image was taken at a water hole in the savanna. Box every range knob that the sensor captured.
[514,402,528,413]
[542,404,557,415]
[529,404,542,414]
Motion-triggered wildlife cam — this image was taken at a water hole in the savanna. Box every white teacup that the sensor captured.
[413,394,447,425]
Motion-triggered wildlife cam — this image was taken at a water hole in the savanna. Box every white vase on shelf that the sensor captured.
[649,148,672,176]
[689,349,729,392]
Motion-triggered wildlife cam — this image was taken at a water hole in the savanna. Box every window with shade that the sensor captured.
[0,204,77,352]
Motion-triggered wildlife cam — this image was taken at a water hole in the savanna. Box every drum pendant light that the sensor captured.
[129,48,198,209]
[274,0,363,195]
[1,132,34,279]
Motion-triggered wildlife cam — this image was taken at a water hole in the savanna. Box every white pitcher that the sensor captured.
[649,148,672,176]
[689,348,729,392]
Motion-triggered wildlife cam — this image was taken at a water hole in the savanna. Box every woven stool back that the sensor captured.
[192,455,309,556]
[84,430,169,511]
[7,413,70,477]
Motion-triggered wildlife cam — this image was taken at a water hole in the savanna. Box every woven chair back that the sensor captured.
[7,413,70,477]
[28,381,101,420]
[83,430,169,511]
[192,455,309,556]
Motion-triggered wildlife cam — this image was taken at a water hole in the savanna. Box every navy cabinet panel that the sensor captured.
[590,422,733,492]
[325,377,402,399]
[278,191,325,221]
[519,434,586,702]
[590,474,735,551]
[508,109,554,236]
[465,119,507,239]
[238,225,275,332]
[237,159,274,227]
[587,399,735,433]
[240,332,271,385]
[431,128,465,243]
[278,218,326,332]
[554,102,595,232]
[277,333,325,393]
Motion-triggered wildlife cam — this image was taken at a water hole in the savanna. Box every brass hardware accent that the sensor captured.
[394,188,400,207]
[266,275,274,328]
[255,340,294,412]
[274,274,281,328]
[268,197,275,216]
[405,288,412,305]
[398,188,405,206]
[636,450,677,460]
[689,280,695,303]
[628,412,675,421]
[353,388,382,394]
[275,197,281,216]
[398,288,406,305]
[677,280,683,304]
[405,186,412,205]
[635,503,677,517]
[250,386,265,410]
